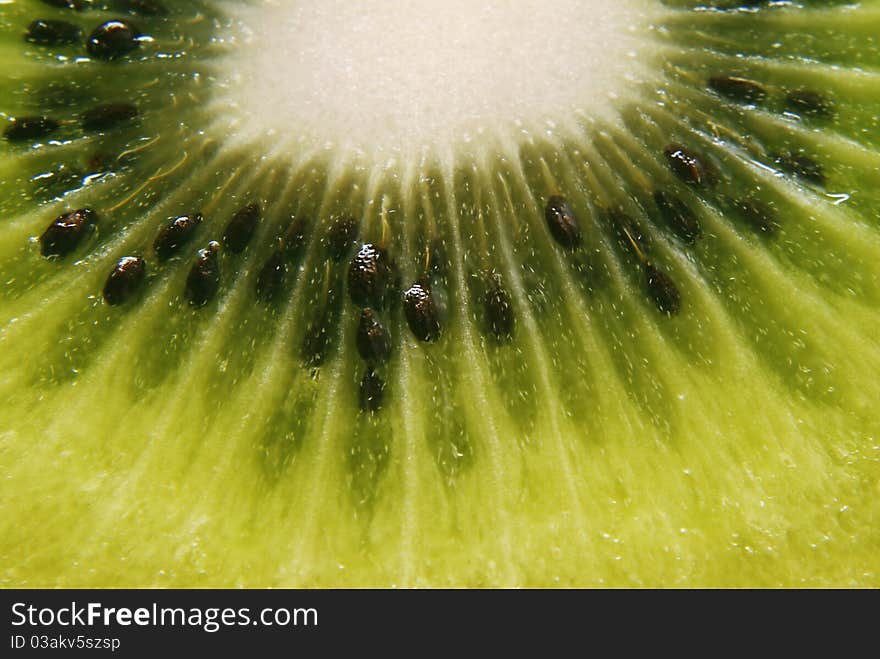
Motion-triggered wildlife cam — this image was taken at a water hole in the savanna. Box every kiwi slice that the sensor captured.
[1,0,878,588]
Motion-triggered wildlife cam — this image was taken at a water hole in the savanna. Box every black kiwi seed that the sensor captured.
[348,243,396,308]
[403,281,441,342]
[359,368,385,413]
[483,277,515,341]
[153,214,203,261]
[86,20,141,60]
[4,116,60,142]
[103,255,146,306]
[255,244,287,302]
[223,202,261,253]
[772,151,826,186]
[653,191,702,244]
[356,308,391,364]
[81,103,139,131]
[644,263,681,316]
[39,208,97,258]
[664,145,709,186]
[325,216,359,262]
[708,75,768,105]
[185,241,221,307]
[544,195,582,250]
[26,20,83,46]
[785,89,834,119]
[730,197,778,235]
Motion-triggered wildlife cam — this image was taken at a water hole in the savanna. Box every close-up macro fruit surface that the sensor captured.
[1,0,878,587]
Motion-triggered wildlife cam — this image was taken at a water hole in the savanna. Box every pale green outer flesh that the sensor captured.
[0,0,878,587]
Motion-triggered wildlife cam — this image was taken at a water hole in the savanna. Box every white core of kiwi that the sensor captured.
[215,0,662,160]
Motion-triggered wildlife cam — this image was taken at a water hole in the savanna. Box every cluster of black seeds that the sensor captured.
[537,87,821,316]
[343,233,455,412]
[657,75,831,251]
[24,14,143,59]
[544,195,684,317]
[355,308,389,413]
[705,73,830,186]
[659,142,782,236]
[7,5,151,145]
[346,241,394,413]
[36,200,269,309]
[19,0,850,422]
[4,102,140,143]
[708,74,835,119]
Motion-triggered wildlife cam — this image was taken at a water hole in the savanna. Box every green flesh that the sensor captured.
[1,0,879,587]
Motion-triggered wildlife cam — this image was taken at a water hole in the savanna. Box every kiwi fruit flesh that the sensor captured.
[0,0,878,587]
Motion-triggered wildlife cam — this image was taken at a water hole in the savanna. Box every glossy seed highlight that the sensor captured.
[153,214,203,261]
[403,281,441,342]
[86,20,140,60]
[39,208,97,258]
[348,243,396,308]
[665,145,709,186]
[544,195,581,249]
[103,255,146,306]
[185,241,221,307]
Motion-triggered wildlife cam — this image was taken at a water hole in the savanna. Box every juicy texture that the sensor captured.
[0,0,878,587]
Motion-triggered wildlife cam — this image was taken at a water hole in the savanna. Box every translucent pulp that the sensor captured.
[219,0,660,159]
